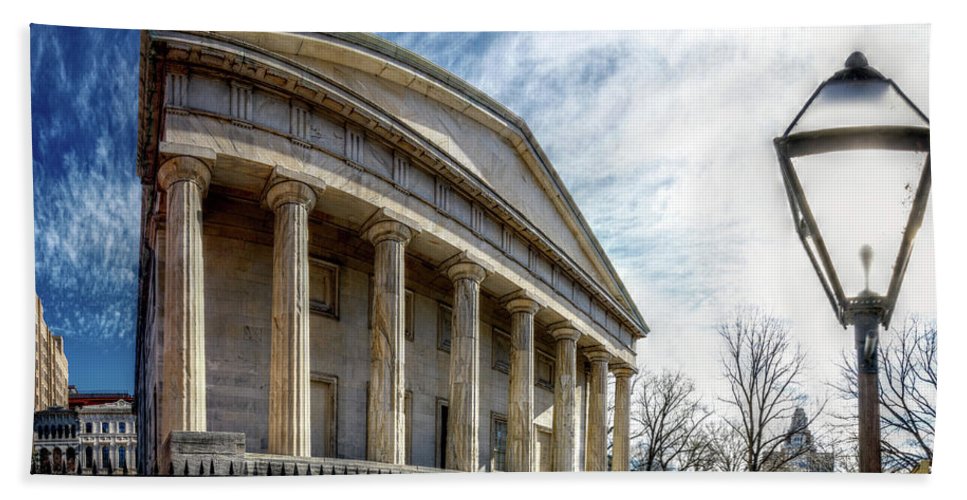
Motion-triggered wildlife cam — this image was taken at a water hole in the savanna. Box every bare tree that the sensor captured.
[630,370,712,471]
[832,316,936,472]
[717,308,825,471]
[706,420,747,471]
[675,420,718,471]
[815,424,858,473]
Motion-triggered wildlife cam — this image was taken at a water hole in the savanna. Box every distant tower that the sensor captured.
[782,407,833,472]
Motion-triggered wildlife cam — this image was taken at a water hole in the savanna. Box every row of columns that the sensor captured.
[73,444,136,470]
[156,151,635,472]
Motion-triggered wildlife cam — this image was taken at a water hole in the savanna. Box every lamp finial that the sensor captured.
[860,244,873,292]
[845,51,868,69]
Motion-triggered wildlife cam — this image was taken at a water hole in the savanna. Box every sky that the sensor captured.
[381,27,935,422]
[31,25,140,393]
[29,26,935,416]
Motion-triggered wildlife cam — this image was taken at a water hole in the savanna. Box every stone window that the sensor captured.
[102,446,111,469]
[536,350,554,391]
[491,328,510,374]
[437,303,452,352]
[101,422,109,434]
[490,413,508,472]
[309,258,339,318]
[118,446,127,470]
[118,422,126,434]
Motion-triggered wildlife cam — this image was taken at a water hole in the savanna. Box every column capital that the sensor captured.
[441,251,490,284]
[582,346,612,364]
[501,290,541,315]
[360,208,421,246]
[265,179,317,213]
[548,321,581,342]
[610,364,638,379]
[158,155,213,194]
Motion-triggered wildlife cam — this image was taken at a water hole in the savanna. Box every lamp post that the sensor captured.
[774,52,931,473]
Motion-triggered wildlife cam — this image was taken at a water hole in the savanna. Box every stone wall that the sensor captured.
[197,196,580,469]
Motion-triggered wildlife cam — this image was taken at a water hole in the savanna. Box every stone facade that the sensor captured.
[34,295,68,411]
[32,395,138,475]
[74,397,139,474]
[134,31,648,474]
[32,406,79,474]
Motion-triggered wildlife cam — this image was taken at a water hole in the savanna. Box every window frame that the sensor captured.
[491,327,511,374]
[308,258,340,319]
[489,412,508,472]
[535,349,555,392]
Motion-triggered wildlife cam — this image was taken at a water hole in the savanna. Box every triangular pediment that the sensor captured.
[218,31,647,333]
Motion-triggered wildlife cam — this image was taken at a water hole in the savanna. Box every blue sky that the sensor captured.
[31,26,934,410]
[31,25,140,393]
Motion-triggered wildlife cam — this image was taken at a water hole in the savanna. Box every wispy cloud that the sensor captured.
[382,27,935,410]
[31,25,140,367]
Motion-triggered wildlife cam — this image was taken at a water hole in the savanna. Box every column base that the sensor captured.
[165,431,246,476]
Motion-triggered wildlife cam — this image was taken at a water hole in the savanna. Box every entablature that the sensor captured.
[137,31,648,361]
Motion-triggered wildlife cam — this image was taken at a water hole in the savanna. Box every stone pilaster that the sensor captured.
[610,365,636,471]
[583,347,611,471]
[503,291,541,472]
[549,322,582,472]
[157,149,214,471]
[265,180,318,457]
[361,210,419,465]
[443,253,489,472]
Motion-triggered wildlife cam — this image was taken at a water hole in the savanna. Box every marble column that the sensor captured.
[504,291,541,472]
[549,322,582,472]
[362,213,417,465]
[611,365,636,471]
[444,254,489,472]
[266,180,318,457]
[157,153,212,469]
[583,347,611,471]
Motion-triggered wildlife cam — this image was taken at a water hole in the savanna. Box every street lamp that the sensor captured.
[774,51,931,473]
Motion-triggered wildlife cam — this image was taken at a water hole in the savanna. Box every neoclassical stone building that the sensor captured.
[31,406,78,474]
[135,31,648,475]
[74,396,138,474]
[31,394,138,475]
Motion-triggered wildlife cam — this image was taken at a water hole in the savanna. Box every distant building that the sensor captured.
[34,295,68,411]
[31,406,79,474]
[781,407,834,472]
[71,392,138,474]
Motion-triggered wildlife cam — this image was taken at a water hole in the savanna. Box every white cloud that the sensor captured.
[386,25,935,421]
